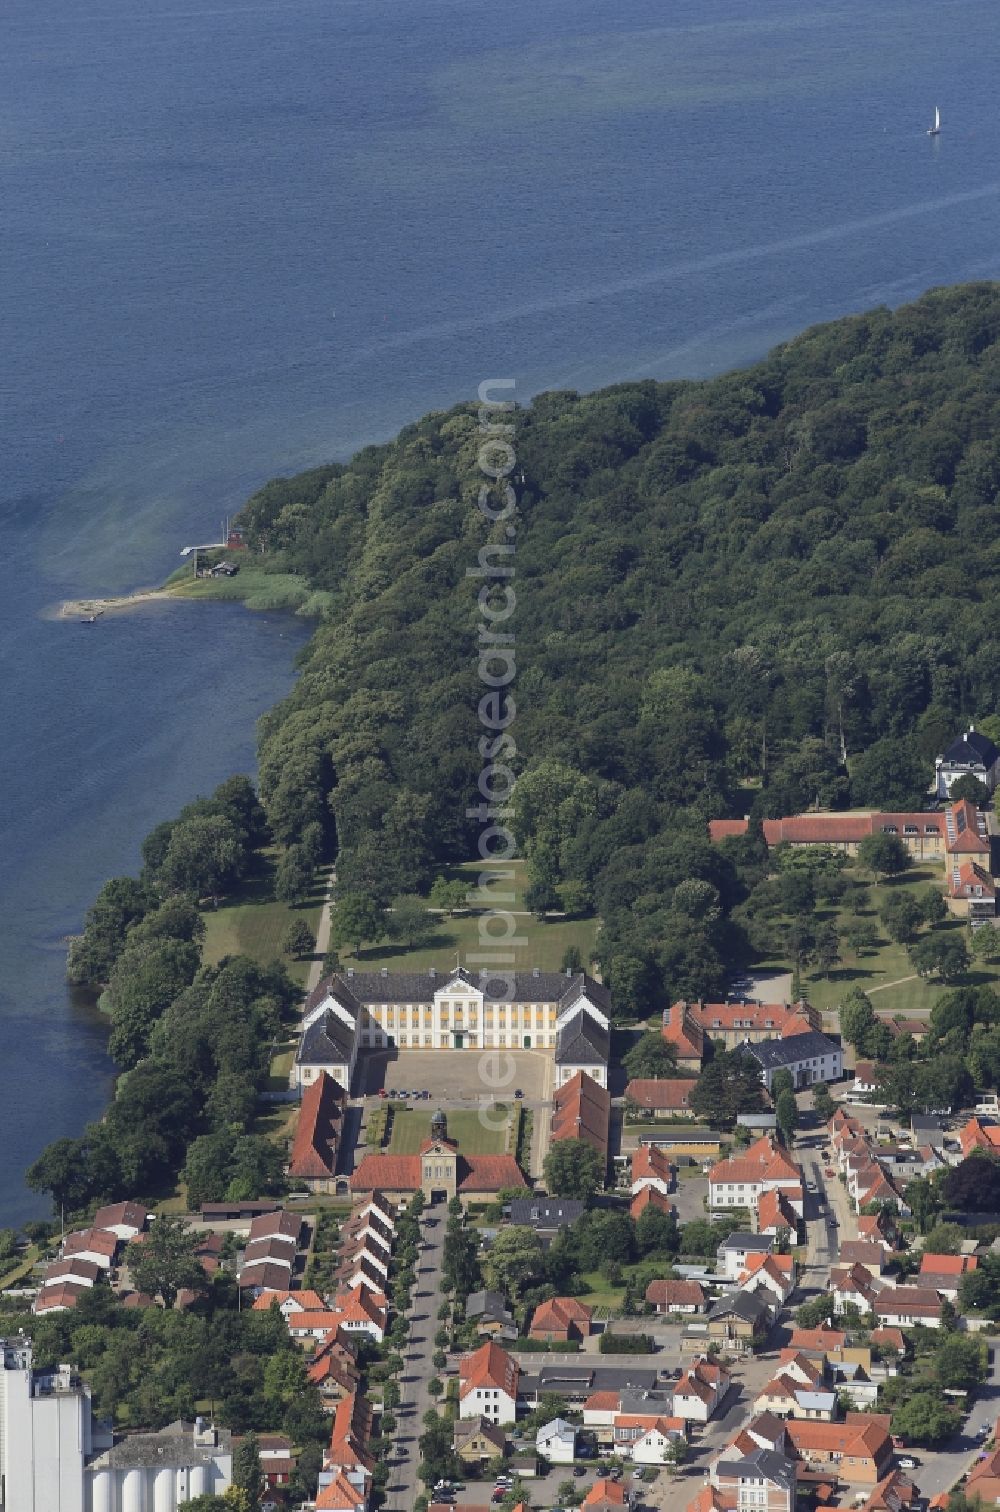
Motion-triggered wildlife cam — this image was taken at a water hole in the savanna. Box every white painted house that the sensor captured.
[536,1418,577,1464]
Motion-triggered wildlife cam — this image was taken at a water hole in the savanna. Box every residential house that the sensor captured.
[61,1228,118,1270]
[756,1190,798,1241]
[529,1297,594,1343]
[582,1392,622,1436]
[917,1252,977,1299]
[935,725,1000,798]
[466,1290,517,1340]
[754,1354,832,1421]
[630,1187,676,1222]
[784,1415,894,1486]
[830,1263,881,1317]
[458,1341,518,1423]
[706,1292,771,1352]
[612,1409,687,1465]
[253,1433,295,1493]
[625,1079,699,1118]
[874,1287,943,1330]
[32,1282,90,1315]
[630,1145,675,1197]
[536,1417,577,1464]
[645,1280,707,1315]
[252,1289,327,1319]
[718,1232,774,1279]
[702,1441,796,1512]
[454,1416,507,1467]
[507,1198,585,1245]
[862,1469,920,1512]
[38,1259,101,1291]
[963,1435,1000,1505]
[315,1470,367,1512]
[739,1254,796,1307]
[91,1202,148,1242]
[709,1137,804,1216]
[747,1031,844,1092]
[308,1331,362,1408]
[673,1360,731,1422]
[583,1479,628,1512]
[959,1117,1000,1156]
[836,1242,887,1279]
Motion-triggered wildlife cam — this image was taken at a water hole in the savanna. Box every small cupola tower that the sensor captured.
[431,1108,448,1142]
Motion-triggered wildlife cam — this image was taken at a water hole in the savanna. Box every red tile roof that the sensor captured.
[459,1340,519,1399]
[631,1145,675,1183]
[92,1201,148,1232]
[63,1228,118,1259]
[551,1071,610,1159]
[629,1186,676,1220]
[645,1279,705,1309]
[708,820,750,842]
[919,1253,977,1276]
[625,1078,698,1112]
[583,1481,626,1508]
[529,1296,594,1338]
[289,1072,346,1180]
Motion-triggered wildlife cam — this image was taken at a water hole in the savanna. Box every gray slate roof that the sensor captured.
[518,1364,659,1397]
[718,1232,773,1253]
[708,1290,771,1323]
[747,1029,840,1071]
[466,1289,514,1323]
[308,968,610,1010]
[555,1008,610,1067]
[942,728,1000,767]
[297,1009,356,1066]
[508,1198,585,1230]
[716,1448,795,1491]
[90,1421,232,1470]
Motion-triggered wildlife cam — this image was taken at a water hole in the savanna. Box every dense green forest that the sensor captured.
[238,284,1000,1011]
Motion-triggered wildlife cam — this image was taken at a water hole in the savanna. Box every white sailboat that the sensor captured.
[927,105,941,136]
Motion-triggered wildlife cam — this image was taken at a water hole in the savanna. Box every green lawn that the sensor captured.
[756,863,1000,1020]
[387,1107,510,1155]
[337,861,600,975]
[201,852,325,984]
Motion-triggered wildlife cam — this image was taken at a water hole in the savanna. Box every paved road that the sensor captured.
[385,1210,447,1512]
[911,1343,1000,1502]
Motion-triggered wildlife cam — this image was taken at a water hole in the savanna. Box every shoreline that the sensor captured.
[51,588,180,620]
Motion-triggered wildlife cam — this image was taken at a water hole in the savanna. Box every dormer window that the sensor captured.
[882,825,898,835]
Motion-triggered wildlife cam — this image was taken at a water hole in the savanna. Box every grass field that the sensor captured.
[337,860,601,975]
[755,863,1000,1021]
[387,1106,510,1154]
[201,852,325,985]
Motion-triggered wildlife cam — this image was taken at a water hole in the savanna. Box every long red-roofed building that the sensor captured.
[289,1071,347,1191]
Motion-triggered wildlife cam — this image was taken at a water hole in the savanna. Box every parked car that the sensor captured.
[514,1088,524,1098]
[897,1456,919,1469]
[573,1467,587,1478]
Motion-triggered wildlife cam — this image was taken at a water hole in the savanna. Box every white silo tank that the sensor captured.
[122,1465,144,1512]
[189,1463,208,1497]
[154,1465,175,1512]
[90,1467,114,1512]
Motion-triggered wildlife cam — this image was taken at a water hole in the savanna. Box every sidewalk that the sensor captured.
[305,866,336,996]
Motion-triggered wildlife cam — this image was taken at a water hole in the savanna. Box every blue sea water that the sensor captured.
[2,0,1000,1223]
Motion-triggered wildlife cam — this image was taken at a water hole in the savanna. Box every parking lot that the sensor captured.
[356,1047,553,1104]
